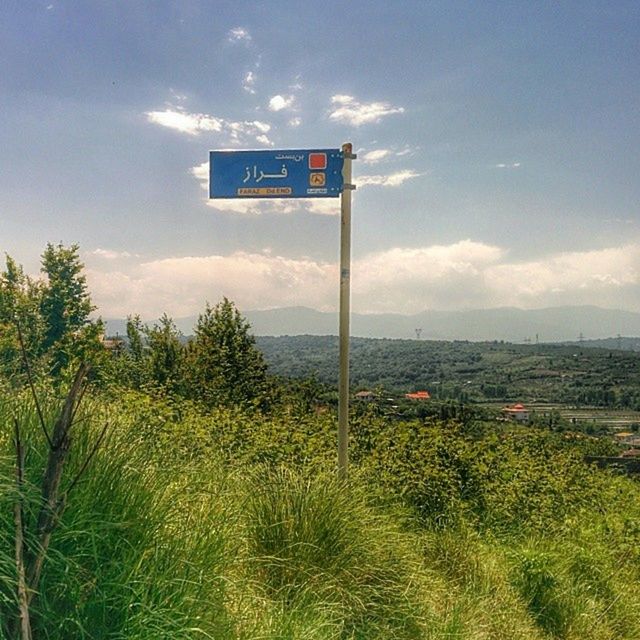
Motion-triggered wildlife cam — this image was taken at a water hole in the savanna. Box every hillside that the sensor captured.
[2,389,640,639]
[256,335,640,407]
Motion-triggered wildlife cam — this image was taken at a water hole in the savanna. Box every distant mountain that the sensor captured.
[103,305,640,344]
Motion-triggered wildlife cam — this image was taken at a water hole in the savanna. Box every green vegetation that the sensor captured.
[0,244,103,382]
[1,245,640,639]
[257,335,640,408]
[2,391,640,639]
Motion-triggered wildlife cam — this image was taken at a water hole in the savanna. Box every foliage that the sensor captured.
[0,246,103,381]
[185,298,272,410]
[2,244,640,638]
[39,243,103,375]
[0,256,45,380]
[257,335,640,409]
[1,387,640,639]
[144,313,185,393]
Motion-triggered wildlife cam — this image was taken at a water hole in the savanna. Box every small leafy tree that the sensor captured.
[123,314,148,388]
[0,256,46,380]
[144,314,185,394]
[187,298,271,410]
[39,243,103,375]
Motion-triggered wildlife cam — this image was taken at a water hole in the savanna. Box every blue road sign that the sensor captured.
[209,148,344,199]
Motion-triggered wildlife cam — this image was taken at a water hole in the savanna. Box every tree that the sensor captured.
[187,298,271,409]
[144,314,184,393]
[39,243,102,375]
[0,255,46,381]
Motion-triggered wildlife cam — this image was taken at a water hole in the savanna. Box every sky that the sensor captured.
[1,1,639,320]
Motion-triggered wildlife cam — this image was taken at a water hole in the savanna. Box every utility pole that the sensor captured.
[338,142,355,481]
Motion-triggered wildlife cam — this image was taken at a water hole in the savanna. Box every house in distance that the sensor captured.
[405,391,431,401]
[502,403,530,424]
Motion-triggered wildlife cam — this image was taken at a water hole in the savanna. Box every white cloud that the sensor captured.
[243,71,256,94]
[86,241,640,318]
[190,161,209,183]
[146,109,223,136]
[353,241,506,313]
[329,95,405,126]
[90,248,132,260]
[357,170,421,187]
[484,245,639,306]
[288,117,302,127]
[147,106,271,145]
[228,27,251,43]
[361,149,392,164]
[250,121,271,133]
[305,199,342,216]
[353,242,640,314]
[255,134,273,146]
[204,197,340,217]
[86,252,336,319]
[360,147,416,164]
[268,94,295,112]
[495,162,521,168]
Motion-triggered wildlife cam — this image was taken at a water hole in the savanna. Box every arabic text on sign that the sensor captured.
[210,148,343,199]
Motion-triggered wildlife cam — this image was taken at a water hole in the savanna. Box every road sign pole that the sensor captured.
[338,142,354,481]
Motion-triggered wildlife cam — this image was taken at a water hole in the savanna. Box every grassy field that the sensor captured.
[1,388,640,639]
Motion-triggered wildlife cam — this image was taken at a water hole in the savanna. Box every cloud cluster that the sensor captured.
[89,248,134,260]
[361,149,392,164]
[329,95,405,126]
[146,109,223,135]
[86,251,336,319]
[146,107,272,145]
[268,94,295,112]
[360,147,415,164]
[227,27,251,43]
[243,71,256,94]
[356,170,421,187]
[85,241,640,319]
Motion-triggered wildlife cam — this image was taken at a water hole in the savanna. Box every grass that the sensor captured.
[1,389,640,638]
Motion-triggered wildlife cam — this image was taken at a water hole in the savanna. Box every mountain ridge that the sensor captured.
[103,305,640,343]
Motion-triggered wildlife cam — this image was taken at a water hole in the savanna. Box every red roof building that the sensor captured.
[405,391,431,401]
[502,403,530,424]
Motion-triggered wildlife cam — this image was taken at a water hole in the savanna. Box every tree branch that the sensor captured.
[26,362,90,604]
[14,316,53,449]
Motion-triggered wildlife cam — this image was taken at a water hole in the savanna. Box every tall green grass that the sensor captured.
[1,390,640,638]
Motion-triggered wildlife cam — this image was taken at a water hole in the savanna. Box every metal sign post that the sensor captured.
[209,143,355,480]
[338,142,354,481]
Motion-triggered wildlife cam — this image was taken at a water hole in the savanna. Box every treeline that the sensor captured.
[0,245,275,411]
[256,335,640,409]
[0,243,103,380]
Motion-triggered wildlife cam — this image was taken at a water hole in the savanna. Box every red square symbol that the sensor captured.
[309,152,327,170]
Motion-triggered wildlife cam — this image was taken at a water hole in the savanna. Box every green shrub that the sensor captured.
[241,467,429,639]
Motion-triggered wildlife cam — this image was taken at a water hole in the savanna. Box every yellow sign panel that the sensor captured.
[309,172,326,186]
[237,187,293,196]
